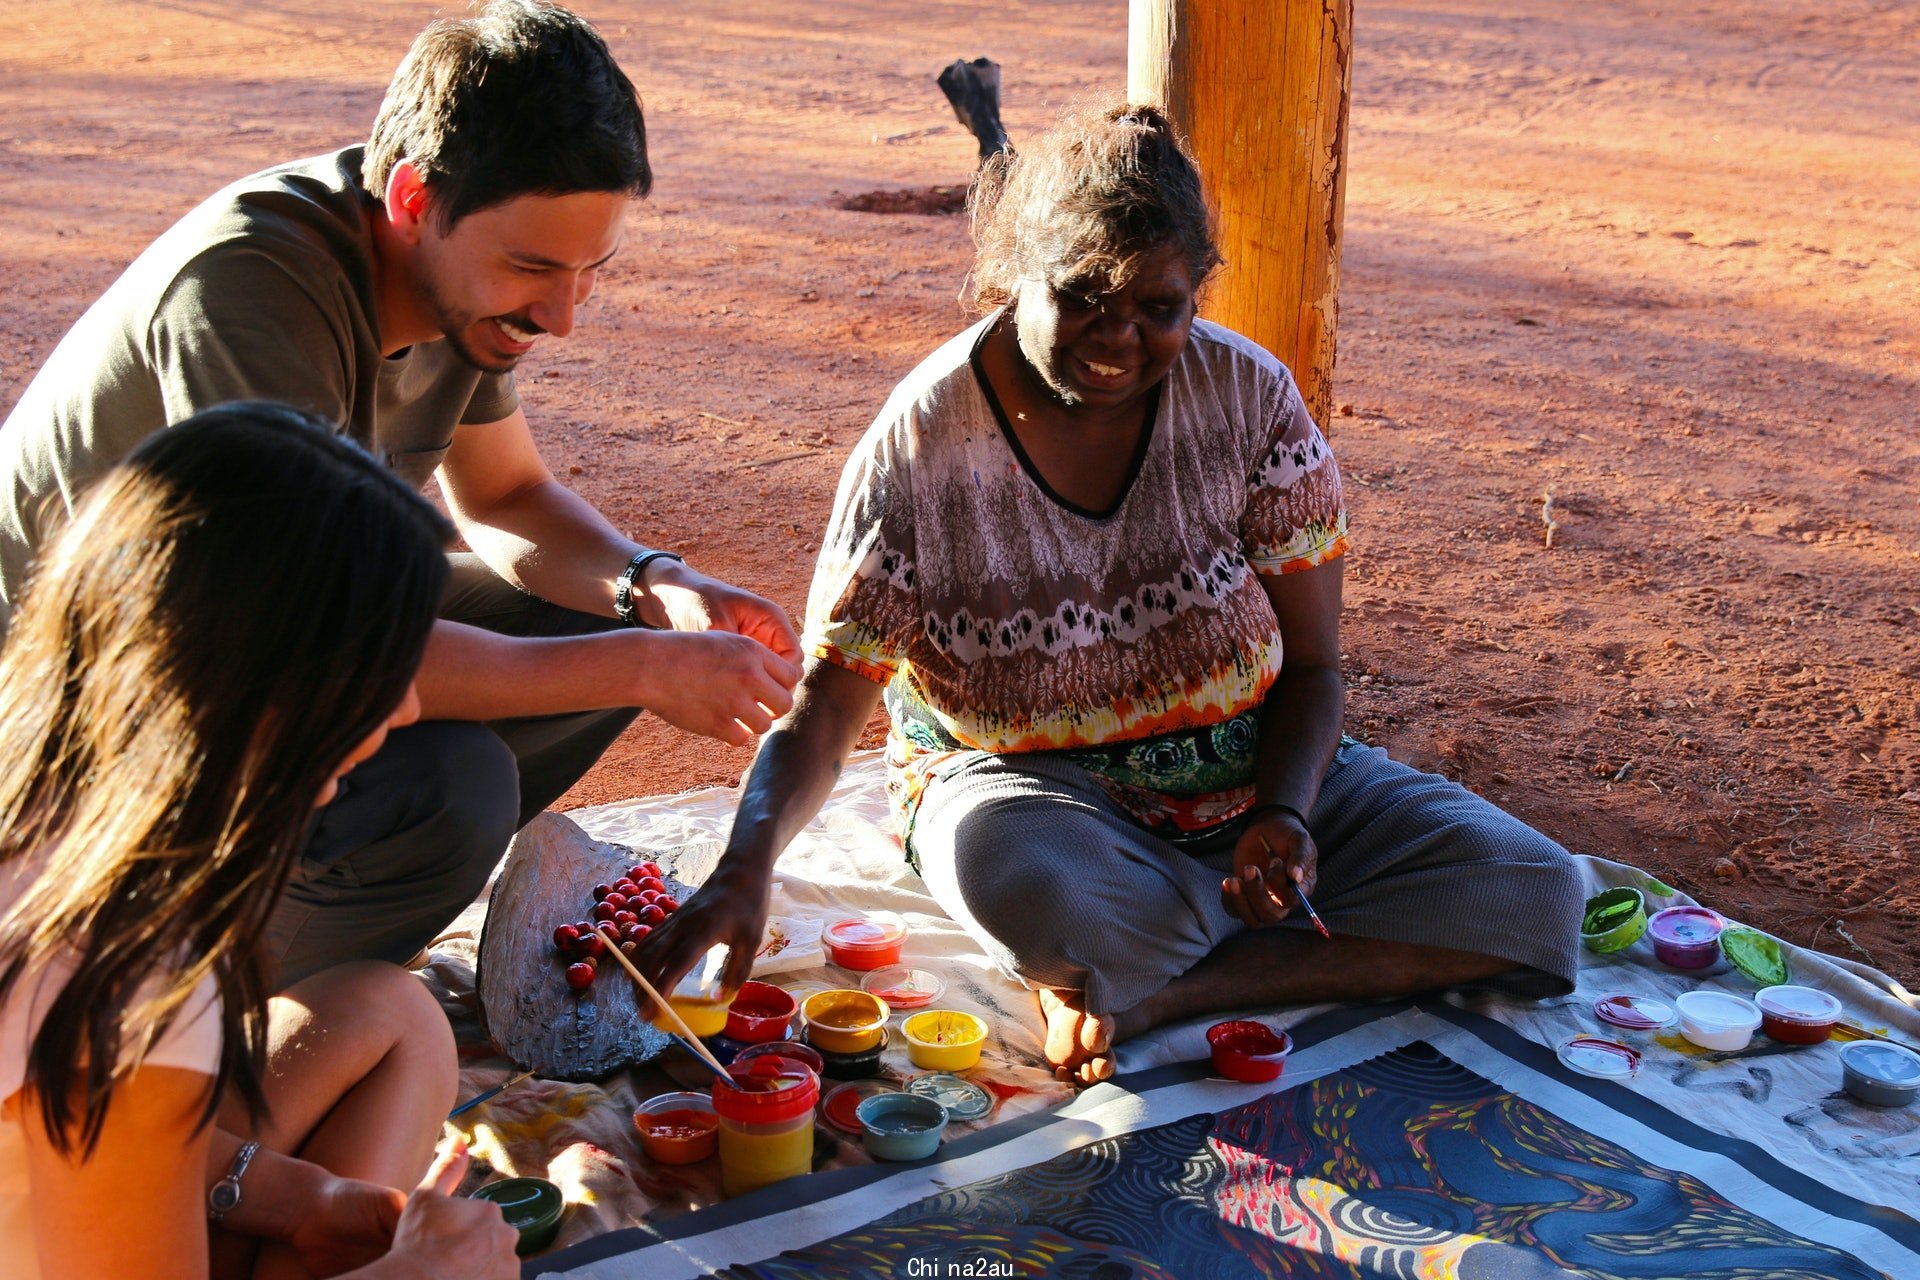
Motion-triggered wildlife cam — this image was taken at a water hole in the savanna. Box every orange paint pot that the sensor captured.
[632,1092,719,1164]
[824,918,907,971]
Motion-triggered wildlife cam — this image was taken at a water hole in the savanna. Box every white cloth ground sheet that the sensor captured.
[429,750,1920,1255]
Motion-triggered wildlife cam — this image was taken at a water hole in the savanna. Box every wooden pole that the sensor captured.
[1128,0,1353,427]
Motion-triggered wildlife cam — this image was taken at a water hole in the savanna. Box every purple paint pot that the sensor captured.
[1647,905,1726,969]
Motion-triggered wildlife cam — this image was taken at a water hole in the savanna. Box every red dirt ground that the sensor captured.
[5,1,1916,985]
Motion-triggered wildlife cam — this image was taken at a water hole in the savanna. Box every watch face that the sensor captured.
[210,1182,240,1213]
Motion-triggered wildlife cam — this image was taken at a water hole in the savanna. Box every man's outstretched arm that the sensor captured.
[421,408,801,739]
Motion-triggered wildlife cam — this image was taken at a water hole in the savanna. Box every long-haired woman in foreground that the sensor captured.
[0,403,518,1278]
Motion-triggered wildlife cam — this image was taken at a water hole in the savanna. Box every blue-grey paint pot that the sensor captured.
[1840,1039,1920,1107]
[855,1090,947,1161]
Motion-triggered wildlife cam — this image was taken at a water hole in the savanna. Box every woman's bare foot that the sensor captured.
[1036,987,1117,1084]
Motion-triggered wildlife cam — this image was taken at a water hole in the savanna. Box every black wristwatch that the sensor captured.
[613,550,684,627]
[208,1139,260,1224]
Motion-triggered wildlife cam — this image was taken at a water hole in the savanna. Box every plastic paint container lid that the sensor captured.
[1594,993,1678,1031]
[1754,985,1841,1025]
[860,965,946,1009]
[819,1079,899,1136]
[906,1072,993,1121]
[1722,928,1790,986]
[1556,1035,1643,1079]
[1840,1040,1920,1086]
[1675,990,1762,1032]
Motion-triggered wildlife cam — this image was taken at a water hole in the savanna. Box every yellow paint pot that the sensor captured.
[649,944,735,1040]
[801,988,889,1054]
[653,992,732,1039]
[901,1009,988,1071]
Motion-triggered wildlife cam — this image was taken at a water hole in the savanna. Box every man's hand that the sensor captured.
[1222,809,1319,929]
[642,559,804,665]
[637,632,799,746]
[638,859,775,1010]
[286,1176,407,1278]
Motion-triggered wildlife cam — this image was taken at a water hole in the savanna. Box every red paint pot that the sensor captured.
[735,1039,824,1076]
[1755,985,1842,1045]
[724,981,797,1043]
[1207,1020,1293,1083]
[824,918,908,971]
[1647,905,1725,969]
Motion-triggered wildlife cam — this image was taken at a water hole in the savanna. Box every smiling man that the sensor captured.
[0,0,802,987]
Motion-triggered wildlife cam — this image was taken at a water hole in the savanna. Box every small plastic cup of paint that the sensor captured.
[1647,906,1726,969]
[1753,985,1841,1045]
[901,1009,988,1072]
[735,1039,825,1077]
[471,1176,565,1256]
[724,980,797,1043]
[856,1090,948,1161]
[813,1026,891,1080]
[1580,887,1649,954]
[1840,1040,1920,1107]
[824,917,908,971]
[801,988,891,1054]
[632,1091,719,1164]
[1675,990,1761,1051]
[1207,1020,1293,1083]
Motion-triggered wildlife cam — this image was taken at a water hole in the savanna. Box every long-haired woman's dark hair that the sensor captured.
[0,402,451,1156]
[967,101,1222,312]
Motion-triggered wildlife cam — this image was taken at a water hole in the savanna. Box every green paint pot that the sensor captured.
[472,1176,564,1256]
[1580,886,1648,954]
[1722,927,1789,986]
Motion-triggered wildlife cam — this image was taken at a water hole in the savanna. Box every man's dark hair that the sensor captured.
[363,0,650,228]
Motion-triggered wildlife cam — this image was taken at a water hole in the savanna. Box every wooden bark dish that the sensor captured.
[476,812,722,1081]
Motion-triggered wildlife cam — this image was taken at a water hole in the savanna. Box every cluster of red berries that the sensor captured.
[552,860,680,990]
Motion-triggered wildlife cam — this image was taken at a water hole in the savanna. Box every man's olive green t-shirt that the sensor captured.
[0,146,518,634]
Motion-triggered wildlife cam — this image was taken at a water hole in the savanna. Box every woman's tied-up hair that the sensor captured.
[363,0,650,230]
[967,102,1223,312]
[0,403,452,1155]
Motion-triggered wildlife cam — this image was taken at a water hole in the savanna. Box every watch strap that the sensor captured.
[208,1139,260,1224]
[613,550,684,627]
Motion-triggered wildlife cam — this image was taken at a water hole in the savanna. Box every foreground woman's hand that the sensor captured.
[1222,809,1320,929]
[378,1144,519,1280]
[287,1175,409,1277]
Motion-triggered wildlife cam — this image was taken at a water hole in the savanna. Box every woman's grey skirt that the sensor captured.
[909,737,1583,1014]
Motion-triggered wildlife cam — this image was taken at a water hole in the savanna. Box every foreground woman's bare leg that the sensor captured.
[210,961,456,1280]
